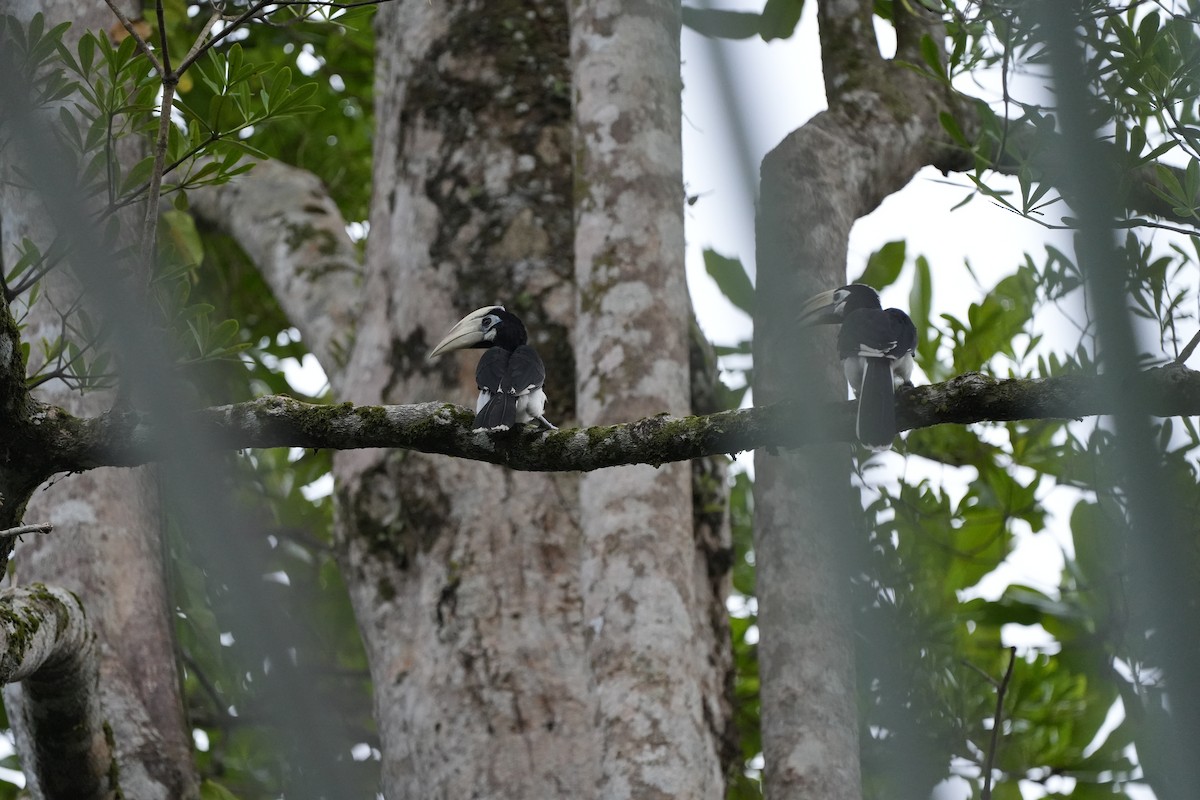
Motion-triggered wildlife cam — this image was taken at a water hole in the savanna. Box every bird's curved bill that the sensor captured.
[427,306,500,360]
[796,289,840,326]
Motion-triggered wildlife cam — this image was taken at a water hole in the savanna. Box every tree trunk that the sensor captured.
[332,0,599,796]
[752,2,962,797]
[571,0,729,796]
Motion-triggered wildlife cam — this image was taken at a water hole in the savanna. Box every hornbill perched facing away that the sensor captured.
[428,306,557,431]
[798,284,917,451]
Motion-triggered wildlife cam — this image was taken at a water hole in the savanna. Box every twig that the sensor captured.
[1175,329,1200,365]
[179,11,222,72]
[981,647,1018,800]
[139,75,177,272]
[174,0,276,75]
[100,0,164,76]
[0,523,53,540]
[961,658,1000,687]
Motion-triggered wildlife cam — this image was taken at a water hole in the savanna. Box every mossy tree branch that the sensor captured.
[20,364,1200,478]
[0,584,114,800]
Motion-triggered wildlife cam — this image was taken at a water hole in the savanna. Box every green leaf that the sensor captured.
[77,29,94,73]
[855,240,905,289]
[210,318,240,349]
[680,7,761,39]
[119,155,157,197]
[158,209,205,270]
[759,0,804,42]
[938,111,968,147]
[909,254,938,377]
[918,33,947,82]
[989,781,1024,800]
[199,779,242,800]
[265,66,294,113]
[227,43,244,88]
[702,249,754,314]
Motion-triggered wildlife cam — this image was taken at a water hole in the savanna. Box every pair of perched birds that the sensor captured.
[428,284,915,450]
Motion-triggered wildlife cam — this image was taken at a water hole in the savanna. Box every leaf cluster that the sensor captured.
[0,7,335,397]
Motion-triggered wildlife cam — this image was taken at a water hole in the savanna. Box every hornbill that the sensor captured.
[427,306,556,431]
[798,284,916,451]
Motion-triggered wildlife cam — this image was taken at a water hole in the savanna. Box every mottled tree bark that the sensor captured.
[0,586,113,800]
[0,1,198,797]
[331,1,599,796]
[571,0,728,795]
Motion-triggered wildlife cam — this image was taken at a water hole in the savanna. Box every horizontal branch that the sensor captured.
[32,364,1200,474]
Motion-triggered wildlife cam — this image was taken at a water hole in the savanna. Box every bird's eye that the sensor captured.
[483,314,500,329]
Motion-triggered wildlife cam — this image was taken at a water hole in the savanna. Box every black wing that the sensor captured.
[472,345,549,430]
[506,345,546,396]
[837,308,913,361]
[885,309,917,358]
[474,348,517,429]
[838,308,915,450]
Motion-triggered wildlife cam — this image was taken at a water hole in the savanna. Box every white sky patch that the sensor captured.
[351,742,380,761]
[301,473,334,501]
[263,570,291,586]
[0,731,23,789]
[283,352,330,396]
[296,44,322,76]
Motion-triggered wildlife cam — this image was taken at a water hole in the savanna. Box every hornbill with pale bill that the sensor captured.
[798,284,917,451]
[428,306,557,431]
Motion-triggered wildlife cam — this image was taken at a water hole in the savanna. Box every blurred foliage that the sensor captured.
[168,2,376,222]
[0,4,377,798]
[156,5,379,797]
[682,0,805,42]
[5,0,1200,798]
[0,8,328,392]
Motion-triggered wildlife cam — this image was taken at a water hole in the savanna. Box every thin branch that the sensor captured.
[179,11,223,74]
[139,77,177,271]
[981,647,1018,800]
[173,0,395,75]
[8,247,68,298]
[100,0,165,76]
[961,658,1000,688]
[174,0,277,76]
[102,131,222,217]
[0,523,52,540]
[1175,330,1200,365]
[154,0,172,77]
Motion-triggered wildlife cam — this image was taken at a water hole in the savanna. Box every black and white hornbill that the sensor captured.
[798,284,917,451]
[427,306,556,431]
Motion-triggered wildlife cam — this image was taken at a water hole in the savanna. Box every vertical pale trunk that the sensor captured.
[752,2,956,795]
[0,1,198,798]
[572,0,726,797]
[754,121,862,799]
[333,0,598,796]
